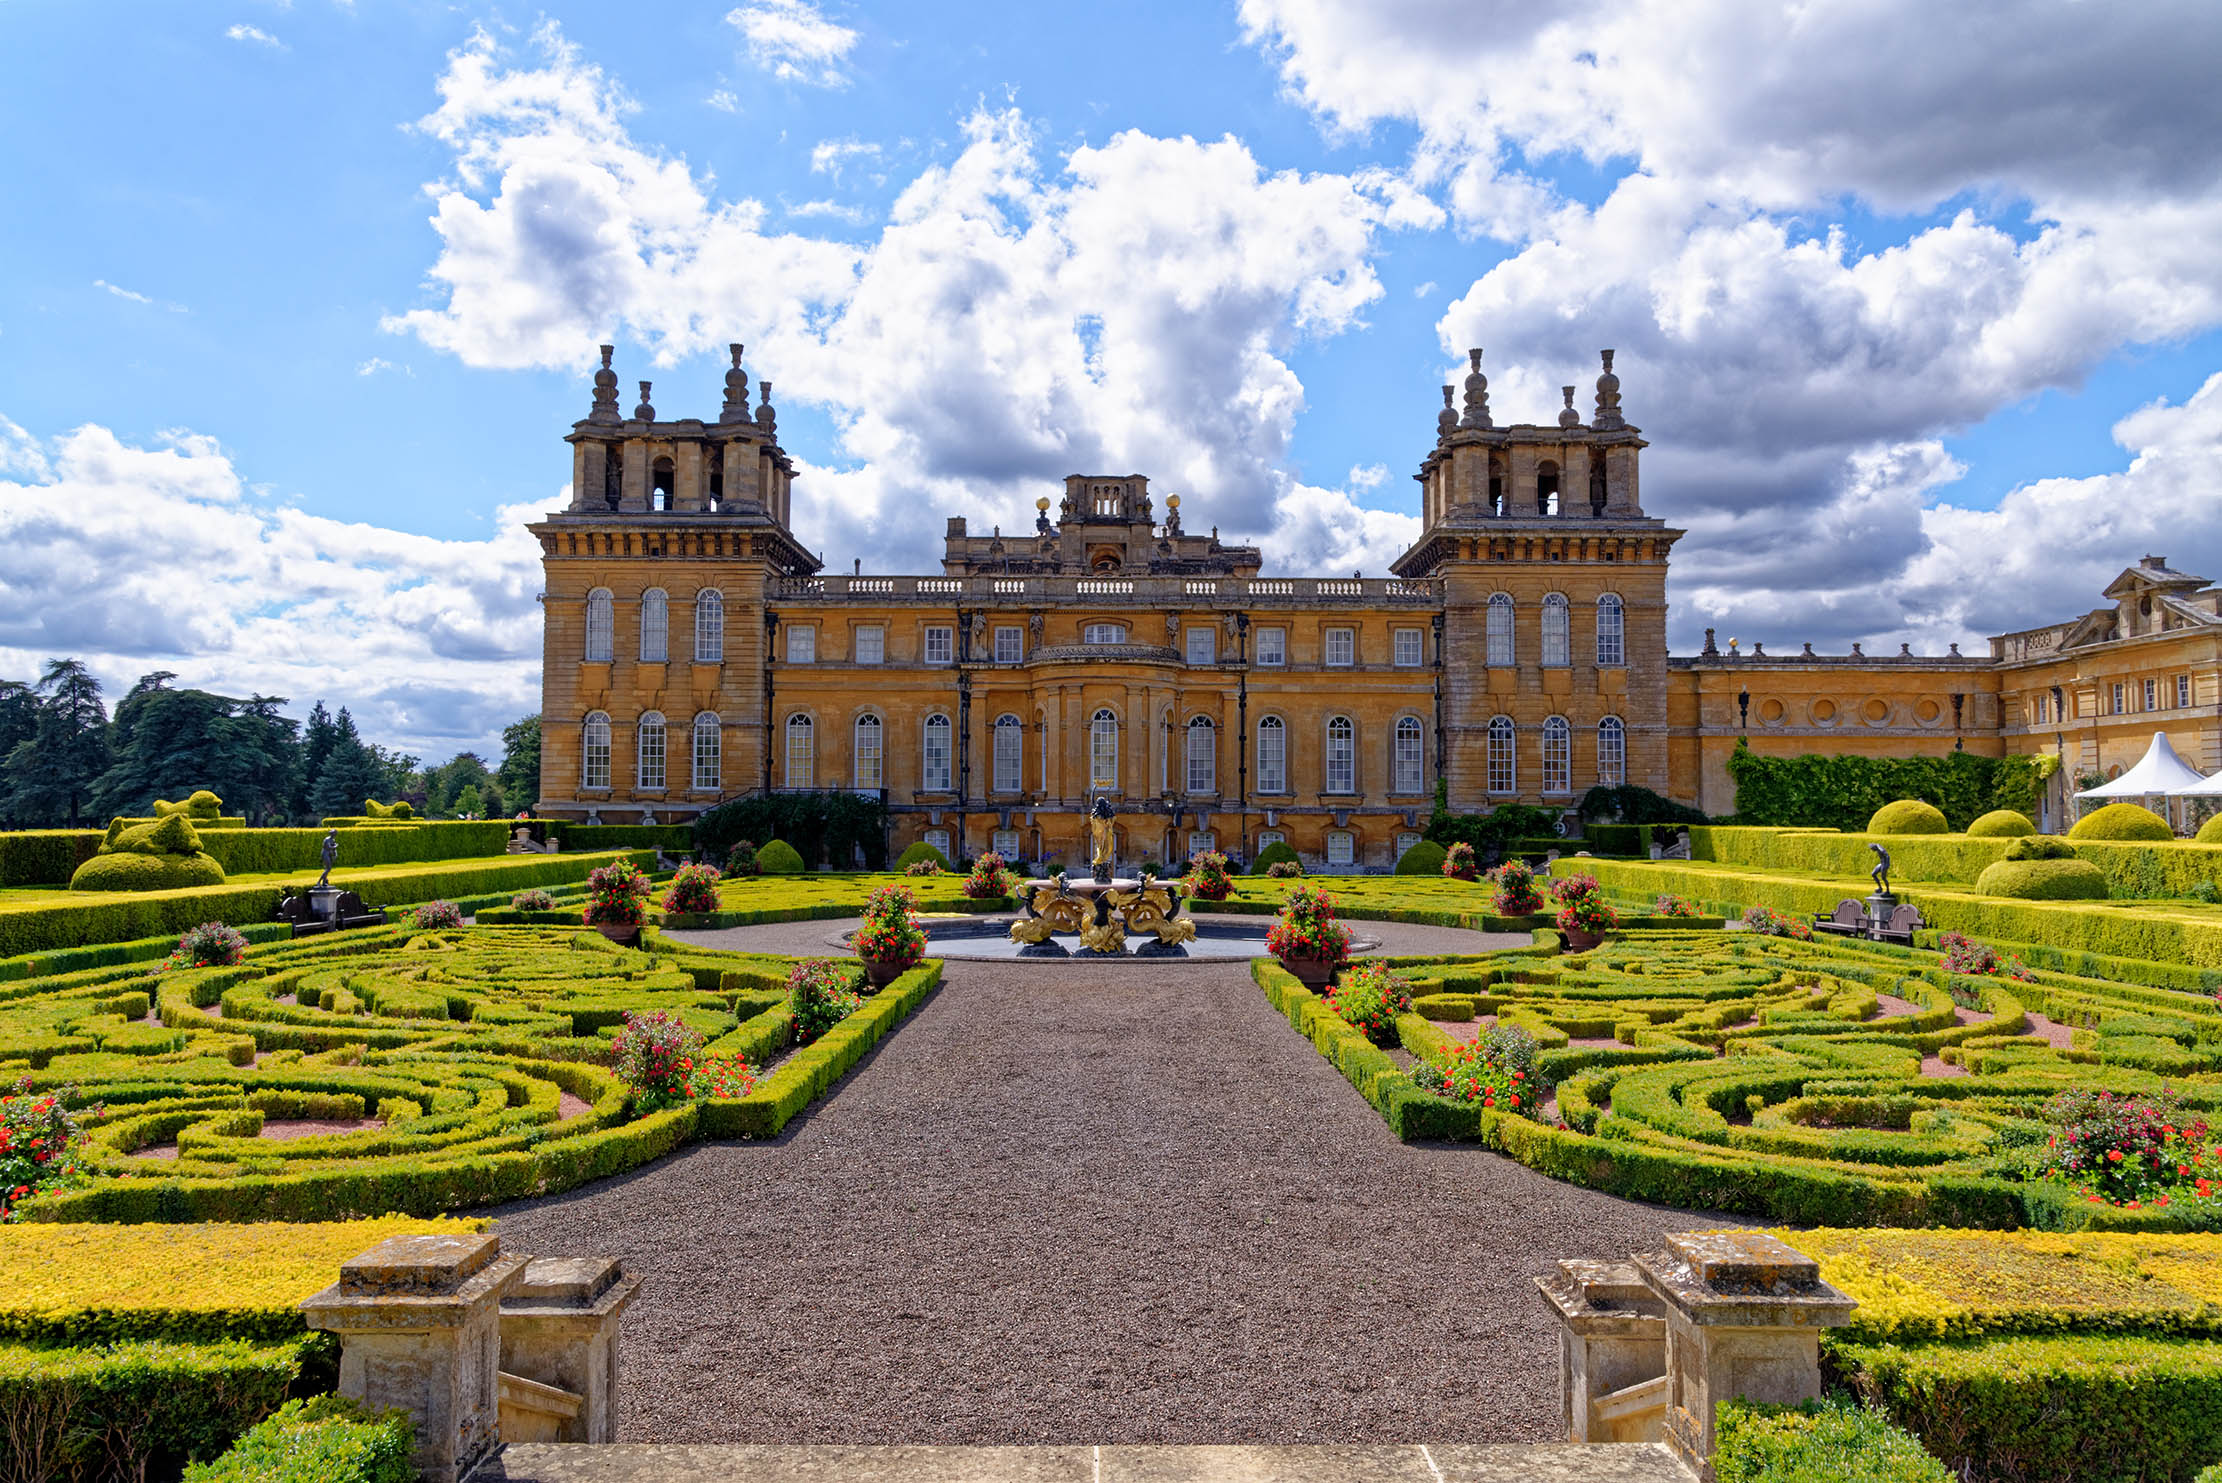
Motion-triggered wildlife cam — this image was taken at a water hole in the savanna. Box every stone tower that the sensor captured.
[1391,349,1680,809]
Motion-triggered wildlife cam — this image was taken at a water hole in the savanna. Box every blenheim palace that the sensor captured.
[531,345,2222,868]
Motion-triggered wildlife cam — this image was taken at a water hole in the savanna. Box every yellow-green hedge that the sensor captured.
[2071,802,2175,842]
[1974,858,2110,900]
[1870,800,1951,835]
[1689,825,2222,898]
[1966,810,2037,838]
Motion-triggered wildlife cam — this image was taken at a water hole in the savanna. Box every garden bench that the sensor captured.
[1811,899,1867,937]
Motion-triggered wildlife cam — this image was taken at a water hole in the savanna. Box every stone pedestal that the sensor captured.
[1633,1231,1853,1478]
[309,885,343,924]
[301,1232,530,1483]
[1536,1259,1669,1443]
[1863,892,1897,939]
[498,1256,643,1444]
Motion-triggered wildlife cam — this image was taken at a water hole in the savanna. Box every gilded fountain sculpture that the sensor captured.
[1007,794,1197,956]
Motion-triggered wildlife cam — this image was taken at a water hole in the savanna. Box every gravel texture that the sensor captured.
[491,941,1751,1445]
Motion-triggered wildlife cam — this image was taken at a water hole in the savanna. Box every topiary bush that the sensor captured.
[2004,835,2077,861]
[1868,800,1950,836]
[1712,1395,1951,1483]
[756,839,806,874]
[2198,814,2222,846]
[153,790,224,821]
[1395,840,1449,876]
[1250,840,1301,875]
[1975,857,2110,900]
[2070,802,2174,842]
[894,840,951,873]
[70,813,228,892]
[182,1395,416,1483]
[1966,809,2037,838]
[363,799,416,821]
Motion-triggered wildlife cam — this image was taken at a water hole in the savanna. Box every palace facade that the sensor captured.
[530,345,2222,865]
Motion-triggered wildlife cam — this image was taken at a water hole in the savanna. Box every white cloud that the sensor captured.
[808,137,879,181]
[727,0,858,88]
[225,23,283,48]
[0,419,547,756]
[785,198,872,224]
[705,89,739,113]
[94,279,153,304]
[356,357,406,376]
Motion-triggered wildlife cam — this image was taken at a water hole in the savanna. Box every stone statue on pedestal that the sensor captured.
[314,829,339,891]
[1088,795,1116,885]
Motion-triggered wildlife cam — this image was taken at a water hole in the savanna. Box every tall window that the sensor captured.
[1325,628,1355,666]
[2180,675,2193,709]
[1186,716,1216,794]
[1487,715,1515,795]
[1596,594,1625,667]
[1257,715,1287,793]
[1393,716,1424,794]
[922,714,952,792]
[854,714,883,789]
[693,590,724,662]
[786,626,815,663]
[855,625,885,664]
[637,712,667,790]
[1325,831,1355,866]
[1598,717,1626,786]
[1256,628,1286,665]
[584,589,614,662]
[1541,594,1571,667]
[924,626,954,664]
[692,713,720,790]
[1394,629,1423,667]
[994,626,1023,663]
[1542,715,1571,794]
[783,714,814,788]
[1325,716,1356,793]
[2112,682,2125,715]
[1186,627,1216,664]
[582,712,611,789]
[639,589,668,662]
[1486,593,1514,666]
[993,714,1023,793]
[2144,677,2158,711]
[1090,709,1120,790]
[2034,693,2048,724]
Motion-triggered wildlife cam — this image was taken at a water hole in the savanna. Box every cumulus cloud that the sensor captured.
[727,0,858,88]
[0,418,547,756]
[808,137,879,181]
[225,23,283,48]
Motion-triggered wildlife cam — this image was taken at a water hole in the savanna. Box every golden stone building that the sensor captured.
[531,344,2222,863]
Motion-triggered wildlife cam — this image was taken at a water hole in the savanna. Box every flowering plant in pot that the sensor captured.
[1328,961,1412,1046]
[1266,859,1303,879]
[964,851,1015,899]
[1489,858,1545,915]
[1442,841,1479,881]
[581,859,652,941]
[788,958,865,1044]
[158,921,249,972]
[0,1076,94,1220]
[852,884,927,986]
[512,888,555,911]
[1186,850,1234,901]
[1549,873,1618,949]
[724,840,762,877]
[609,1011,755,1113]
[661,863,722,916]
[1264,885,1352,988]
[903,858,944,877]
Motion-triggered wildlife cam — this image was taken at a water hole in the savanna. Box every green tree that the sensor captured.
[234,697,302,825]
[497,715,540,815]
[309,708,386,819]
[295,702,338,822]
[91,680,303,825]
[425,751,499,818]
[452,783,484,818]
[0,681,40,826]
[4,659,112,827]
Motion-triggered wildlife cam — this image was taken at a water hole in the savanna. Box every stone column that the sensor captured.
[301,1232,530,1483]
[1634,1231,1854,1476]
[498,1256,643,1444]
[1535,1258,1670,1444]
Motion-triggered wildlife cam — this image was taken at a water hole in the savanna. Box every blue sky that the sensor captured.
[5,0,2222,760]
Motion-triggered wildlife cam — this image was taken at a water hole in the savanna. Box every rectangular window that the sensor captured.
[1395,831,1421,858]
[1185,627,1216,664]
[1325,628,1355,666]
[924,626,954,665]
[785,626,815,663]
[992,829,1020,859]
[924,829,951,860]
[638,726,666,791]
[1257,722,1286,793]
[692,719,720,790]
[2180,675,2193,709]
[1393,629,1423,667]
[922,722,953,792]
[1325,831,1355,866]
[1187,831,1215,858]
[1393,723,1423,793]
[784,727,812,790]
[2144,677,2158,711]
[1257,829,1285,853]
[854,625,885,664]
[2034,694,2048,724]
[994,626,1023,663]
[2112,682,2125,715]
[1256,628,1286,666]
[992,722,1023,793]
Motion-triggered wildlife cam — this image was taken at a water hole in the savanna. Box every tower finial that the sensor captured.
[756,379,777,439]
[1593,348,1624,429]
[1559,385,1581,429]
[634,380,656,421]
[1436,384,1458,441]
[589,345,621,424]
[1459,348,1492,430]
[721,343,751,421]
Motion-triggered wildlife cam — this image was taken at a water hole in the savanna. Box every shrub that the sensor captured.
[581,859,652,927]
[1442,841,1480,881]
[1395,840,1449,876]
[154,790,225,822]
[1327,961,1412,1046]
[1,1075,93,1220]
[1412,1024,1546,1117]
[1975,857,2110,900]
[2070,802,2174,841]
[1489,857,1545,915]
[788,958,863,1044]
[755,839,806,874]
[1550,873,1620,938]
[70,850,228,892]
[183,1395,416,1483]
[411,900,464,930]
[661,864,722,915]
[1186,850,1234,901]
[1251,840,1301,875]
[2005,835,2077,861]
[1267,860,1304,878]
[1869,800,1951,836]
[2199,814,2222,846]
[964,852,1015,898]
[1713,1396,1951,1483]
[1653,893,1702,918]
[163,922,249,971]
[1938,931,2032,982]
[1265,885,1352,963]
[724,840,761,876]
[609,1010,707,1114]
[1966,809,2037,838]
[903,858,944,877]
[894,841,952,873]
[511,889,554,911]
[1742,903,1812,939]
[2030,1088,2215,1210]
[852,885,926,967]
[362,799,415,820]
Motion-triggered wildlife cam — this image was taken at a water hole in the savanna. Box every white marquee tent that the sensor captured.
[2074,731,2212,799]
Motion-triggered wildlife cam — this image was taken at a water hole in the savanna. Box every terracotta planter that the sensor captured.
[861,957,912,989]
[592,922,643,947]
[1561,926,1604,952]
[1280,956,1341,990]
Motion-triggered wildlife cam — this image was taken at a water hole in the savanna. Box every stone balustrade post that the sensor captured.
[497,1256,643,1443]
[1535,1258,1670,1443]
[301,1232,530,1483]
[1633,1231,1854,1478]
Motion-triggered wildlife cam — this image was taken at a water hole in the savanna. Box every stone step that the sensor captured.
[477,1442,1696,1483]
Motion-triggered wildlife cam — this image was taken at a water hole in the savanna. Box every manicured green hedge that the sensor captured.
[0,921,294,984]
[2071,803,2175,842]
[0,830,106,886]
[756,839,806,873]
[545,823,695,852]
[184,1395,414,1483]
[1727,745,2048,831]
[1714,1396,1951,1483]
[1250,840,1301,874]
[1966,810,2036,838]
[200,824,511,874]
[699,961,942,1138]
[1394,840,1449,875]
[1974,857,2109,900]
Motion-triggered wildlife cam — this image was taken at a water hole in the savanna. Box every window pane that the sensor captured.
[923,716,952,791]
[1542,595,1570,667]
[640,590,668,663]
[1486,595,1513,666]
[1598,718,1626,787]
[1394,717,1423,793]
[1542,716,1570,794]
[993,717,1023,793]
[1325,629,1354,666]
[925,627,953,664]
[694,592,724,661]
[784,716,813,789]
[855,626,884,664]
[854,716,883,789]
[638,715,666,790]
[585,591,613,662]
[992,829,1020,858]
[1257,717,1286,793]
[1186,719,1215,794]
[1326,831,1354,866]
[786,627,815,663]
[1090,710,1119,790]
[582,714,610,790]
[1085,623,1127,645]
[1186,628,1216,664]
[1257,628,1286,665]
[994,627,1022,663]
[1394,630,1422,666]
[1596,595,1624,667]
[1487,717,1514,794]
[1326,717,1355,793]
[692,714,720,790]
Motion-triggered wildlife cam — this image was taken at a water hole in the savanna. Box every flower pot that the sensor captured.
[1280,956,1341,989]
[861,958,910,989]
[1561,927,1604,952]
[593,922,643,946]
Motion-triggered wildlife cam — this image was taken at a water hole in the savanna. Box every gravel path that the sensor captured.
[491,949,1750,1445]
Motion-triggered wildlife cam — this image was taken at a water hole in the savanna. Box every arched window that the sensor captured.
[1257,715,1287,794]
[922,714,953,792]
[1393,716,1424,794]
[1089,709,1119,791]
[1541,593,1570,667]
[584,589,614,662]
[1487,715,1515,795]
[639,588,668,663]
[694,590,725,662]
[1325,715,1356,794]
[637,712,666,790]
[581,712,611,789]
[651,457,675,512]
[854,714,883,790]
[1486,593,1514,666]
[784,713,814,789]
[993,714,1023,794]
[1598,716,1626,787]
[1542,715,1571,794]
[692,713,721,790]
[1596,593,1625,667]
[1186,716,1216,795]
[1537,459,1560,516]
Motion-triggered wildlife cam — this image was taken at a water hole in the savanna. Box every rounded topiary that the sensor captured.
[1975,857,2109,900]
[894,841,951,873]
[2198,813,2222,846]
[1395,840,1449,876]
[2005,835,2078,861]
[2068,802,2173,842]
[1867,799,1950,836]
[756,838,806,874]
[69,850,227,892]
[153,789,224,820]
[1250,840,1301,875]
[1966,809,2036,838]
